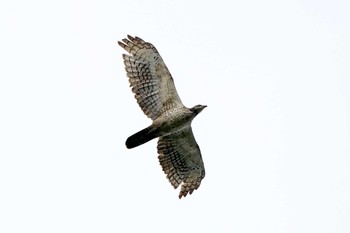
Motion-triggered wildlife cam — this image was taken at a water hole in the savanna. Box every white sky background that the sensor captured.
[1,0,349,232]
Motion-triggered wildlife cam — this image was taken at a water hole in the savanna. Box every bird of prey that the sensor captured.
[118,35,207,198]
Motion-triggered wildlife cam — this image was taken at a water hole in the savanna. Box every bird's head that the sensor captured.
[190,104,207,115]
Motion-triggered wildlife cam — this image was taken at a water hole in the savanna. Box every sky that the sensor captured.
[1,0,350,232]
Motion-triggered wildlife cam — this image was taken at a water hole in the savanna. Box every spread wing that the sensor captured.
[118,35,183,120]
[157,127,205,198]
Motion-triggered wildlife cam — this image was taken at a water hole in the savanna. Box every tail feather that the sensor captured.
[126,126,158,149]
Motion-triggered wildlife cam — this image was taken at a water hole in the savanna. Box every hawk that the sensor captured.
[118,35,207,198]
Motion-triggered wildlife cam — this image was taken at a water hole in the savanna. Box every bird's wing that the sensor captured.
[157,127,205,198]
[118,35,184,120]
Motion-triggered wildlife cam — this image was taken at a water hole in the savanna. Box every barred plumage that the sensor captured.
[118,35,182,120]
[118,35,206,199]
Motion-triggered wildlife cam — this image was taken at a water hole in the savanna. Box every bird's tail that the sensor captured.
[126,126,159,149]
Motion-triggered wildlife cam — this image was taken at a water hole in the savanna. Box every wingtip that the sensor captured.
[127,34,134,41]
[178,190,189,199]
[117,40,124,47]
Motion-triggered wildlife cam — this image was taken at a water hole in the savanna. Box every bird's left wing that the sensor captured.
[157,127,205,198]
[118,35,183,120]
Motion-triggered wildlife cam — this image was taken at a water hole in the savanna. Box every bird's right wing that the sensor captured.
[118,35,184,120]
[157,127,205,198]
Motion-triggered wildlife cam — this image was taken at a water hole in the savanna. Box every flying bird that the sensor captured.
[118,35,207,198]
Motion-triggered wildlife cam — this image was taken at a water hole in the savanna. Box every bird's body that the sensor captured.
[118,35,206,198]
[126,105,198,148]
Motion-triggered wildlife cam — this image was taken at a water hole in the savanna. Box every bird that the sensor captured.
[118,35,207,198]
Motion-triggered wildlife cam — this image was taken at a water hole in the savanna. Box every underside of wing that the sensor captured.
[157,127,205,198]
[118,35,183,120]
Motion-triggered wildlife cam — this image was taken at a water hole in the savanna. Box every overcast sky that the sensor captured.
[1,0,350,232]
